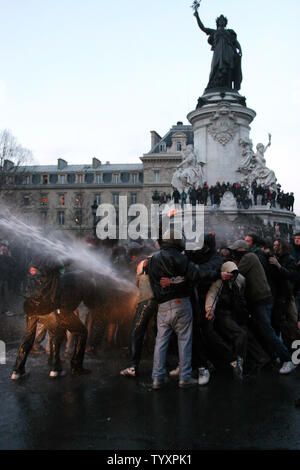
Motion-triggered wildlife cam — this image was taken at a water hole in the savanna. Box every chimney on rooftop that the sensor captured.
[3,160,14,171]
[57,158,68,170]
[92,157,101,169]
[150,131,161,149]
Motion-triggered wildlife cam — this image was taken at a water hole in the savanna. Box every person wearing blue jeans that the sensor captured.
[250,296,291,364]
[230,240,295,375]
[148,229,213,389]
[152,298,193,387]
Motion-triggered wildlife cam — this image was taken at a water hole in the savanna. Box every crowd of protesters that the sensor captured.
[120,227,300,391]
[2,224,300,398]
[152,180,294,211]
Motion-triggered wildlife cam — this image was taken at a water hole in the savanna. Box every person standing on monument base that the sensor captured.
[172,188,181,205]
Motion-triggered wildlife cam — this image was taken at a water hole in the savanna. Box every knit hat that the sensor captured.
[221,261,239,273]
[228,240,249,251]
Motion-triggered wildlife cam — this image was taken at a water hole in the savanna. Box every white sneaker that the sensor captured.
[11,371,27,380]
[198,368,210,386]
[5,311,15,317]
[120,367,136,377]
[49,370,67,378]
[169,366,180,377]
[279,361,296,375]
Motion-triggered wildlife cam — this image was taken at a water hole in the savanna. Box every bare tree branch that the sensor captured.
[0,129,33,204]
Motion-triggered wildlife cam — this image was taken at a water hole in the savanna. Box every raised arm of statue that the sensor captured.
[235,39,242,57]
[265,134,272,153]
[177,159,186,169]
[194,9,213,35]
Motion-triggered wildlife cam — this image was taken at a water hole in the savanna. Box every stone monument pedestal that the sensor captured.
[184,91,295,237]
[187,90,256,185]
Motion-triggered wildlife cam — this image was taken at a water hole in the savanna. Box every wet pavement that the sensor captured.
[1,315,300,450]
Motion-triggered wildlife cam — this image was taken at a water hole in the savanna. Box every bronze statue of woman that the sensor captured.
[193,8,243,91]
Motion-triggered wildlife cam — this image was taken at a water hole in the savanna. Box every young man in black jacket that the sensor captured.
[270,238,300,370]
[148,229,209,389]
[187,234,242,380]
[291,233,300,322]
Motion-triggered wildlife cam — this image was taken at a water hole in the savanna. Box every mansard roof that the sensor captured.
[21,163,143,174]
[148,122,194,154]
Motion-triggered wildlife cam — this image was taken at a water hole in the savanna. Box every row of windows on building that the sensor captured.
[158,142,183,153]
[40,198,138,227]
[23,192,138,207]
[13,172,142,186]
[38,210,83,227]
[6,170,164,185]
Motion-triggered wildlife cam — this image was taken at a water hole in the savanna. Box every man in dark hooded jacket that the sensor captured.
[230,239,295,375]
[161,233,242,381]
[291,233,300,321]
[148,229,213,389]
[186,234,242,378]
[11,252,66,380]
[11,251,89,380]
[269,238,300,353]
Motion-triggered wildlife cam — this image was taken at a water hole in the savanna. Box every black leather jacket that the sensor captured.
[270,252,297,301]
[148,242,208,304]
[186,249,222,300]
[291,246,300,292]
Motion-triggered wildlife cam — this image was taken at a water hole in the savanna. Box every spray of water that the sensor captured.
[0,208,136,294]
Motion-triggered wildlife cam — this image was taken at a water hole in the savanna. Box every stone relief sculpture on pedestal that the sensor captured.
[208,104,239,146]
[171,144,205,192]
[238,134,277,189]
[220,191,237,209]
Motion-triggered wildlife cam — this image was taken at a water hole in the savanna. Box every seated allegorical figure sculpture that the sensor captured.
[253,134,277,188]
[193,3,242,91]
[171,144,205,193]
[238,134,277,189]
[239,137,254,171]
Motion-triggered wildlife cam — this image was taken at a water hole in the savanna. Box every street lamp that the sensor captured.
[91,199,98,240]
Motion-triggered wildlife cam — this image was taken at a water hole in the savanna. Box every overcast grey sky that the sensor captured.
[0,0,299,214]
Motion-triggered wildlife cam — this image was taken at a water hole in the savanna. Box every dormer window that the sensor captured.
[113,174,119,184]
[59,175,66,184]
[95,174,101,184]
[132,174,138,184]
[77,174,84,184]
[42,175,49,185]
[176,142,182,152]
[159,143,166,152]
